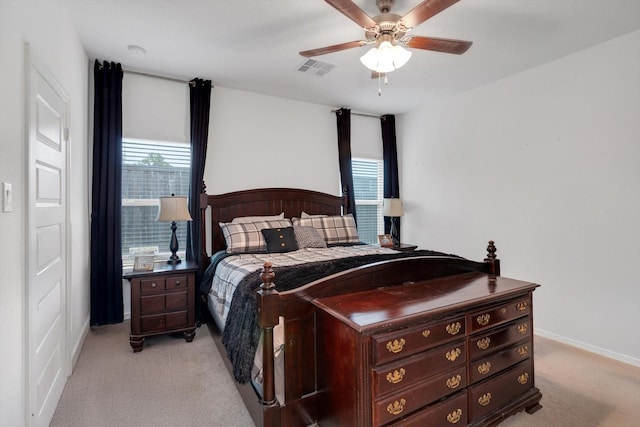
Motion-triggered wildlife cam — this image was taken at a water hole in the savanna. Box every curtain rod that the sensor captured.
[331,109,381,119]
[123,69,213,87]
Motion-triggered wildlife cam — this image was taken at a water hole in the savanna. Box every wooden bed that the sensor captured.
[198,187,542,427]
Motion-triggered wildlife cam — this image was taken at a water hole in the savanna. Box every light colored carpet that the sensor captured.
[52,322,640,427]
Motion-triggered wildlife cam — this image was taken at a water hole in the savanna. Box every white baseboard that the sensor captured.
[535,328,640,368]
[71,317,90,370]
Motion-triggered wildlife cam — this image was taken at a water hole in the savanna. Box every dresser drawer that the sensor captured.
[469,340,531,384]
[373,316,465,365]
[373,365,467,426]
[468,358,533,422]
[387,391,467,427]
[373,340,466,398]
[469,316,531,359]
[468,296,530,333]
[140,277,165,294]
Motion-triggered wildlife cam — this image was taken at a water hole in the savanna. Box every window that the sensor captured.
[121,139,191,265]
[351,158,384,244]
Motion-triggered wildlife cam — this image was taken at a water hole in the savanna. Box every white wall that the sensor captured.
[399,30,640,365]
[0,1,90,425]
[204,87,342,195]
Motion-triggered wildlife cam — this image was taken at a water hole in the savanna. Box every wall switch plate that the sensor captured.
[2,183,12,212]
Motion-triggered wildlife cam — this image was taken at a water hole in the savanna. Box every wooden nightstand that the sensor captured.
[123,260,198,352]
[392,243,418,253]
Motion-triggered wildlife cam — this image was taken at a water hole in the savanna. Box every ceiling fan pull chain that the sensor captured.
[378,73,382,96]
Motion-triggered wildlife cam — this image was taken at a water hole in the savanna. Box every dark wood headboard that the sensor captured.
[198,186,350,267]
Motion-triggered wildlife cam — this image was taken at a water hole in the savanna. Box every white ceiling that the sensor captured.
[66,0,640,115]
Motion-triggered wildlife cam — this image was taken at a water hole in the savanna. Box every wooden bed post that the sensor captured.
[198,181,209,272]
[484,240,501,276]
[256,263,280,409]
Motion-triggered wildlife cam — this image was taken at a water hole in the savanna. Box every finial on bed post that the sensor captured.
[257,262,279,406]
[484,240,501,276]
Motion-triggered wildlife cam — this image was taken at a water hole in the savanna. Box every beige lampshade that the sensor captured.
[382,198,403,217]
[155,195,192,222]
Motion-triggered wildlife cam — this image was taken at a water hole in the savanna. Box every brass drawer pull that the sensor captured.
[518,373,529,384]
[516,323,528,334]
[175,280,181,286]
[446,374,462,389]
[517,345,528,357]
[447,409,463,424]
[478,392,492,407]
[386,368,405,384]
[422,329,431,338]
[477,337,491,350]
[446,322,461,335]
[386,399,406,415]
[516,302,528,312]
[386,338,406,354]
[476,314,490,326]
[446,348,461,362]
[151,282,157,288]
[477,362,492,375]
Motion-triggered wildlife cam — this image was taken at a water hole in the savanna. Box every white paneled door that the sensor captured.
[26,46,70,426]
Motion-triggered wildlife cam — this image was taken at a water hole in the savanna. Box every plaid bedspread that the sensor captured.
[205,245,400,323]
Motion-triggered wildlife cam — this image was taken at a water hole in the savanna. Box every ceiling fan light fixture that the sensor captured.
[360,41,412,73]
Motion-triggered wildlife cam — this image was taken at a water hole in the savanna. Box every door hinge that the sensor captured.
[64,128,69,142]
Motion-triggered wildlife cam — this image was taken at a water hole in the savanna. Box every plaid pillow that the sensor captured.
[219,219,292,253]
[292,214,359,245]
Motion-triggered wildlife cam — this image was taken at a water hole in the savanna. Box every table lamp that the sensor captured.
[383,198,403,246]
[155,194,192,264]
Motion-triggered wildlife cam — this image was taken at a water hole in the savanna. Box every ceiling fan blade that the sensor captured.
[401,0,460,29]
[324,0,377,28]
[406,36,472,54]
[299,40,367,58]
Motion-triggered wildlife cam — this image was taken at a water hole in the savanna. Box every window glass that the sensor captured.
[121,139,191,265]
[352,158,384,244]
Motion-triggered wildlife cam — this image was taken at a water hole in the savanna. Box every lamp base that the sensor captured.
[166,256,181,265]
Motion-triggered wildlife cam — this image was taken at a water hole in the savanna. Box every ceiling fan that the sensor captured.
[299,0,472,74]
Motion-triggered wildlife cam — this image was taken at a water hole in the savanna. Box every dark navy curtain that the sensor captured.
[335,108,357,221]
[90,60,124,326]
[381,114,400,238]
[186,78,212,267]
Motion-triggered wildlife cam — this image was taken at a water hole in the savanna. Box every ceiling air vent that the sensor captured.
[297,59,336,77]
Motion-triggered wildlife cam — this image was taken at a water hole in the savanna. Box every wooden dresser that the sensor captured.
[123,261,198,352]
[313,272,542,427]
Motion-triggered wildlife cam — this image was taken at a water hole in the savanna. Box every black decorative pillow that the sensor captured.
[261,227,299,253]
[294,225,327,248]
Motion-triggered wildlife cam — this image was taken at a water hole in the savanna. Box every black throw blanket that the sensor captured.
[221,249,454,383]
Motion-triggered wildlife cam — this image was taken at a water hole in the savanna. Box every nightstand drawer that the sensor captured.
[140,278,165,293]
[140,313,166,333]
[166,275,188,290]
[166,311,188,329]
[140,294,165,314]
[166,291,188,310]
